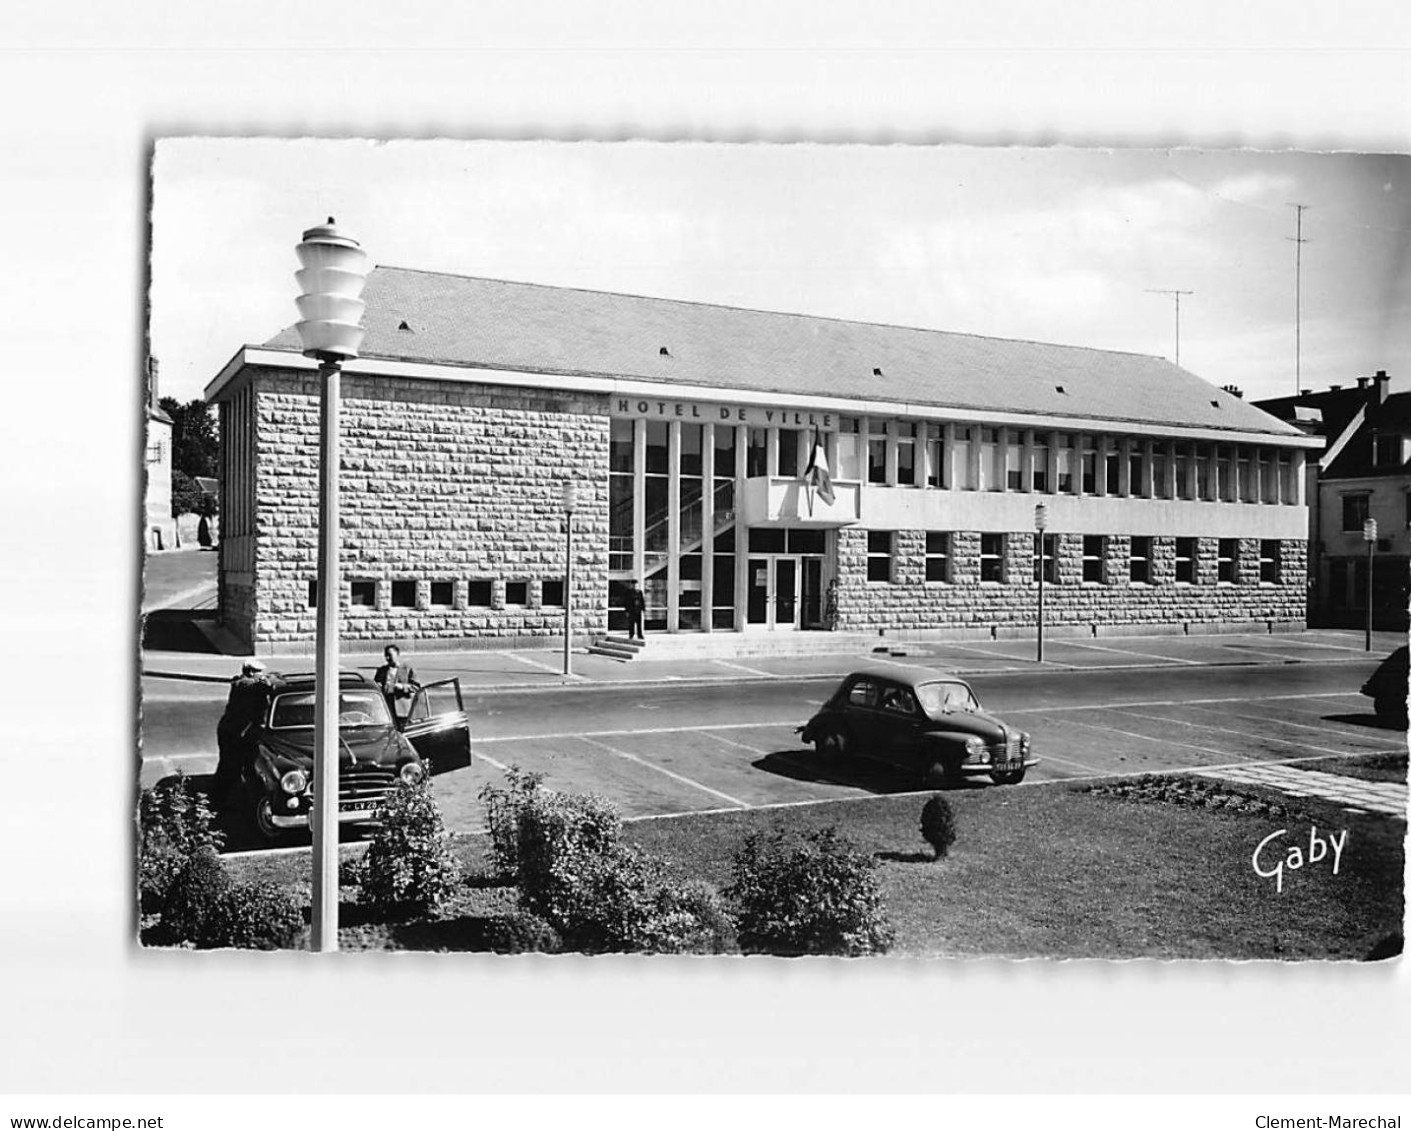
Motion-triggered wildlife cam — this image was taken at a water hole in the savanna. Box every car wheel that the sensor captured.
[249,790,286,844]
[815,726,849,762]
[989,768,1026,786]
[924,756,965,788]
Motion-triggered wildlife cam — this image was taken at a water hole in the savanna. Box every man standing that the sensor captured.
[374,644,419,725]
[214,659,273,804]
[625,579,647,642]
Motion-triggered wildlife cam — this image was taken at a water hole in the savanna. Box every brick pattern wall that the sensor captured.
[247,368,610,647]
[834,528,1307,633]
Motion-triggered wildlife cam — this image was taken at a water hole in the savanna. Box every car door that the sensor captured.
[400,678,472,774]
[872,681,925,767]
[838,675,880,753]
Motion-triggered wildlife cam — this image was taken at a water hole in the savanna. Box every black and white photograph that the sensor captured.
[138,139,1407,960]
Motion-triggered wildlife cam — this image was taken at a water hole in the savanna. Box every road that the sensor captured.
[139,658,1405,851]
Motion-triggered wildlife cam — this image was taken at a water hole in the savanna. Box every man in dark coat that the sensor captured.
[214,659,273,804]
[374,644,420,725]
[625,579,647,641]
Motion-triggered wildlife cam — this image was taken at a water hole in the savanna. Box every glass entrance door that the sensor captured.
[746,556,800,631]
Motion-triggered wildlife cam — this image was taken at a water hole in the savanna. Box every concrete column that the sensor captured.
[632,419,645,583]
[1293,449,1306,506]
[886,421,899,485]
[943,422,957,490]
[968,425,981,490]
[1020,429,1034,493]
[701,421,715,631]
[734,423,748,631]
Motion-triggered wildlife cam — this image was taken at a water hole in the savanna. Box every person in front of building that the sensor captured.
[214,659,273,804]
[374,644,420,725]
[625,579,647,641]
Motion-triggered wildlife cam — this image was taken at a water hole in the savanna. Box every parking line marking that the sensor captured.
[702,731,772,756]
[1059,717,1236,760]
[712,659,780,678]
[479,719,803,743]
[498,651,581,677]
[576,735,751,809]
[1002,690,1362,716]
[1060,639,1203,665]
[1031,750,1107,774]
[1110,707,1408,760]
[1191,701,1404,741]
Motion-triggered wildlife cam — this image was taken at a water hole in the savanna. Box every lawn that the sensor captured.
[214,760,1405,959]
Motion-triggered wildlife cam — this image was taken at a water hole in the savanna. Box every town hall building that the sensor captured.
[205,267,1320,652]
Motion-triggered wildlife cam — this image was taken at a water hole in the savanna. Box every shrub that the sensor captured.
[725,826,895,956]
[200,882,306,950]
[361,777,463,915]
[478,766,545,879]
[920,794,958,860]
[138,772,225,908]
[484,911,563,955]
[515,788,735,953]
[160,849,230,944]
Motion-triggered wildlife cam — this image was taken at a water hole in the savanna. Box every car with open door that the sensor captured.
[798,669,1037,786]
[239,670,472,843]
[1361,645,1409,727]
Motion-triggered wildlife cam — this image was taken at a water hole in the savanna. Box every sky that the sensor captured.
[150,139,1410,407]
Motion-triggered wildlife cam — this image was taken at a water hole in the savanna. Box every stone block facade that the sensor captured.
[833,527,1306,635]
[233,367,611,649]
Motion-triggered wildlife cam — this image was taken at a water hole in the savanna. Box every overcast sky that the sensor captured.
[150,139,1410,406]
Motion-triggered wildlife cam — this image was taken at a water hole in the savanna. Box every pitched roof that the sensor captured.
[1256,383,1410,478]
[262,266,1302,438]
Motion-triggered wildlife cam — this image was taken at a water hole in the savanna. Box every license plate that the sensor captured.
[338,800,371,813]
[992,761,1021,772]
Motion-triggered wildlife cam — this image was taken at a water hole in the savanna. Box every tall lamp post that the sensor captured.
[293,218,370,953]
[1363,517,1378,652]
[562,481,576,676]
[1034,503,1048,663]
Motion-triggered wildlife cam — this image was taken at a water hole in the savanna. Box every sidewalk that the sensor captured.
[141,626,1402,695]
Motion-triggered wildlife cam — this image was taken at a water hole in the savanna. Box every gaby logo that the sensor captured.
[1252,826,1348,893]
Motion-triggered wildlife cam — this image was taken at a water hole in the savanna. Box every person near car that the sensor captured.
[374,644,420,722]
[625,579,646,641]
[214,659,273,803]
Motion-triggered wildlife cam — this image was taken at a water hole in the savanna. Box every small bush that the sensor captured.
[484,911,563,955]
[479,766,545,879]
[160,849,230,944]
[361,777,463,915]
[644,878,739,956]
[338,853,367,889]
[920,794,958,860]
[725,826,895,956]
[200,882,306,950]
[138,772,224,908]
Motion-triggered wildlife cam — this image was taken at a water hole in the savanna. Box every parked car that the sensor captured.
[799,669,1038,786]
[1361,646,1409,727]
[240,670,472,842]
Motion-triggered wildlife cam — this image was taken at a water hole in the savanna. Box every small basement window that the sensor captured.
[467,580,493,607]
[1175,537,1196,584]
[542,579,565,606]
[505,580,529,605]
[391,579,417,608]
[1129,537,1152,585]
[1259,540,1280,584]
[350,579,377,607]
[429,581,454,607]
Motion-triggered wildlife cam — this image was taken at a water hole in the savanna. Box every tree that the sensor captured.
[159,396,219,481]
[170,469,203,518]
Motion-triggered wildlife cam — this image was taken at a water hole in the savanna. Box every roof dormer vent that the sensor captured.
[659,346,671,357]
[872,367,883,377]
[1055,385,1066,394]
[397,320,412,331]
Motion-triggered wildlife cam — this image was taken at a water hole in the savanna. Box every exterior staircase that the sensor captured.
[586,634,648,662]
[586,630,881,662]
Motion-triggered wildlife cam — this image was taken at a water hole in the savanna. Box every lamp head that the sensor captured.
[294,217,369,361]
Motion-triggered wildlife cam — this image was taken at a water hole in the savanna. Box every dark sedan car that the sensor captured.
[799,669,1038,786]
[241,671,472,842]
[1361,646,1409,727]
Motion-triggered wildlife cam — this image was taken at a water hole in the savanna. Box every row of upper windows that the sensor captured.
[866,531,1284,586]
[608,417,1303,503]
[1340,492,1411,533]
[305,577,566,610]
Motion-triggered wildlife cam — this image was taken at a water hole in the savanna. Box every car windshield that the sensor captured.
[268,687,394,730]
[914,681,980,717]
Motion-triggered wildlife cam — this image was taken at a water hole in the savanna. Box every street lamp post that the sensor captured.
[1363,517,1378,652]
[562,481,576,676]
[1034,503,1048,663]
[293,218,369,953]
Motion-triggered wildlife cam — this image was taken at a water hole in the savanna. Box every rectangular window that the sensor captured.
[680,423,704,478]
[980,533,1004,582]
[541,579,564,606]
[1259,540,1279,583]
[953,427,974,489]
[1238,450,1255,501]
[1081,441,1098,494]
[1055,434,1074,493]
[1342,494,1370,532]
[896,422,916,486]
[867,530,893,582]
[1127,449,1144,497]
[835,417,862,480]
[645,420,669,475]
[504,581,529,605]
[786,529,826,555]
[610,417,634,473]
[1082,536,1105,583]
[307,579,318,608]
[1260,450,1278,504]
[350,579,377,607]
[867,422,888,484]
[1105,446,1121,495]
[467,579,493,606]
[926,430,945,488]
[776,428,800,478]
[925,531,950,582]
[391,579,417,608]
[1152,448,1170,499]
[1196,444,1214,500]
[1278,452,1295,503]
[1129,537,1152,584]
[1376,434,1403,466]
[981,427,1001,491]
[1176,446,1194,500]
[429,581,454,606]
[748,527,786,554]
[746,427,768,477]
[1175,538,1195,583]
[1033,533,1057,583]
[1217,539,1237,584]
[1005,435,1023,491]
[1032,438,1049,493]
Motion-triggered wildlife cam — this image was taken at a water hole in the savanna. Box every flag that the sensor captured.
[803,427,835,509]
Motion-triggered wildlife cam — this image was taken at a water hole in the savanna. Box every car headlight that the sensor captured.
[964,736,985,757]
[280,769,308,794]
[1020,733,1031,752]
[399,762,424,784]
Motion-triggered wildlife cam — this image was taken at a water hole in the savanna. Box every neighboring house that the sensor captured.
[205,267,1318,653]
[144,357,178,552]
[1255,371,1410,630]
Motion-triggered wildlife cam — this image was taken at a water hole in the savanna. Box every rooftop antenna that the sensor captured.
[1288,203,1310,394]
[1146,289,1194,367]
